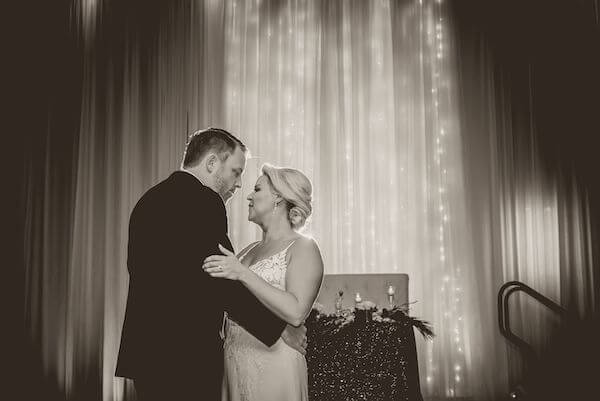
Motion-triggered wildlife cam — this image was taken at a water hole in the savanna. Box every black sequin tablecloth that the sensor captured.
[306,315,424,401]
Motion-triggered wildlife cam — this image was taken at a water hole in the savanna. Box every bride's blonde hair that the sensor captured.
[261,164,313,231]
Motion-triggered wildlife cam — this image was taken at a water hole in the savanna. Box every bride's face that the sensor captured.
[247,175,277,224]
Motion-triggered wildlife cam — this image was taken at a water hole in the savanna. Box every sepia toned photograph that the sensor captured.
[5,0,599,400]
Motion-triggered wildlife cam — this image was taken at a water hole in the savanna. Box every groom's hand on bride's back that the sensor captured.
[281,324,308,355]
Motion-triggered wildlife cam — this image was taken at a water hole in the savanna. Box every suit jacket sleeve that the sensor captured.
[185,187,286,346]
[223,279,287,346]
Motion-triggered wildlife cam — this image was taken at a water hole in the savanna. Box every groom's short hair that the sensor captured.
[183,128,247,168]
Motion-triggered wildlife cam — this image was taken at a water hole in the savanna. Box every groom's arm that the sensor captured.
[222,280,287,346]
[190,189,286,346]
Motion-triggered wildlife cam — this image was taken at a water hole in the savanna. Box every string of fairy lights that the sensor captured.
[425,0,467,396]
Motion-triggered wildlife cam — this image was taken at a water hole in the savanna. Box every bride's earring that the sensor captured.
[272,201,278,216]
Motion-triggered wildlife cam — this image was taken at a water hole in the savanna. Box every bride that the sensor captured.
[203,164,324,401]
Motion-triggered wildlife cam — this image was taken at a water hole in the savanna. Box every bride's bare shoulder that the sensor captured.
[289,235,321,257]
[286,236,323,277]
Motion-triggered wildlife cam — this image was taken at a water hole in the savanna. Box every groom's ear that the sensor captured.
[205,153,219,173]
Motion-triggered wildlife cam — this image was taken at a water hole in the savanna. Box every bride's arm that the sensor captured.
[204,237,323,327]
[241,238,323,326]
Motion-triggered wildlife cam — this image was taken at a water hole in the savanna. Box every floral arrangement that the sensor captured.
[308,300,434,340]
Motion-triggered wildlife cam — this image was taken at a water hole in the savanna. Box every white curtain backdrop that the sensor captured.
[23,1,597,400]
[222,1,473,398]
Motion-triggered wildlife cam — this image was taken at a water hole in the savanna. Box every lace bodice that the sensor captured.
[239,241,297,291]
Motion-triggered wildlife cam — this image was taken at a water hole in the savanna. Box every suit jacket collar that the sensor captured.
[170,171,224,205]
[178,169,209,187]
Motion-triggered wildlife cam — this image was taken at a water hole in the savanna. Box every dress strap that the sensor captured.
[239,241,260,262]
[282,239,298,254]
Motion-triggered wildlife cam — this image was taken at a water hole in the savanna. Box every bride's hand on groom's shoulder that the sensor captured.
[203,244,249,281]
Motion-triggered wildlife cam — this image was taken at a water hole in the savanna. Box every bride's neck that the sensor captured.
[261,217,295,243]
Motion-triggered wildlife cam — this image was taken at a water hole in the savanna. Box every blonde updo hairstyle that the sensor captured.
[261,164,313,231]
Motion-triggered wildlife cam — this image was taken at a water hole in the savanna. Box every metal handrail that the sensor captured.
[497,281,568,362]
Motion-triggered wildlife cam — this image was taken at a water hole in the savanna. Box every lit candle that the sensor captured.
[355,292,362,303]
[387,285,395,296]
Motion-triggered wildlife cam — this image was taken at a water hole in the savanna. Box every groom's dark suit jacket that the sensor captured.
[115,171,285,396]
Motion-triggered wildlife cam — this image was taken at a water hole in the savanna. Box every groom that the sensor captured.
[116,128,304,400]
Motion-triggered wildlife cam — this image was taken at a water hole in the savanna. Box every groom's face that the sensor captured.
[214,146,246,203]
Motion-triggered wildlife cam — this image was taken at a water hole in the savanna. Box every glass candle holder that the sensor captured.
[335,290,344,314]
[387,285,395,310]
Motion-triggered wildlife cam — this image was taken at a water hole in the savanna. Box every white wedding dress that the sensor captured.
[221,241,308,401]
